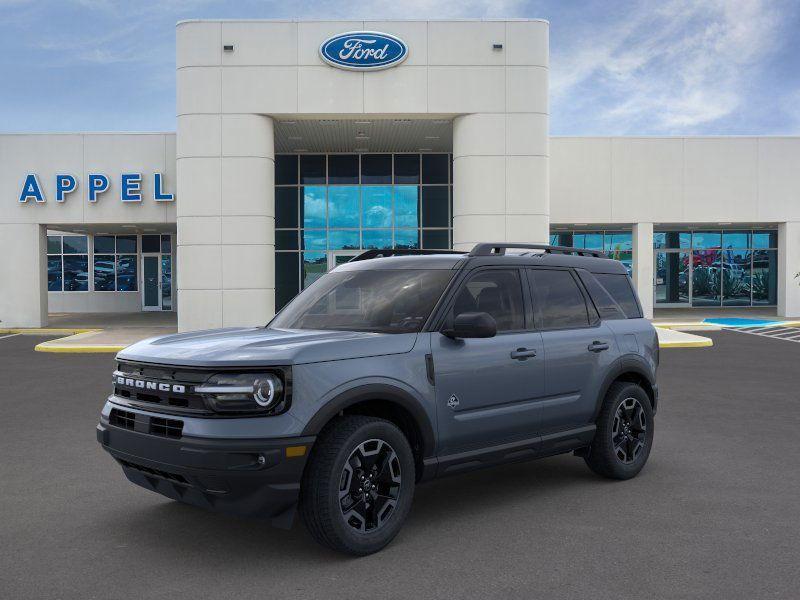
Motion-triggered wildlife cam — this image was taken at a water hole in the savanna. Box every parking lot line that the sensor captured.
[0,333,20,341]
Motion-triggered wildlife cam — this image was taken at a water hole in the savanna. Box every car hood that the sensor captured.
[116,327,418,368]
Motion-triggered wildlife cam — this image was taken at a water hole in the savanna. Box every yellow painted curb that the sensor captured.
[34,343,126,353]
[658,338,714,348]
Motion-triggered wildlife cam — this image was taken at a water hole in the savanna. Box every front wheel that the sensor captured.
[299,415,415,556]
[584,382,654,480]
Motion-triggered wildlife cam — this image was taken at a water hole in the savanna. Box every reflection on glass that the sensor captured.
[574,232,604,250]
[422,186,448,227]
[394,154,420,184]
[162,255,172,310]
[655,252,690,305]
[692,231,721,249]
[117,255,137,291]
[722,231,750,249]
[363,229,393,249]
[141,234,160,253]
[94,255,116,291]
[47,235,62,254]
[94,235,115,253]
[692,250,721,306]
[329,230,360,250]
[328,155,358,184]
[654,232,691,249]
[394,229,419,249]
[605,232,632,252]
[302,252,327,288]
[302,229,327,250]
[328,186,359,228]
[722,249,751,306]
[394,186,419,228]
[63,255,89,291]
[161,235,172,254]
[752,231,778,249]
[550,233,574,247]
[276,253,300,310]
[63,235,88,254]
[47,256,62,291]
[422,229,449,250]
[116,235,137,254]
[752,249,777,305]
[302,186,326,228]
[362,186,392,228]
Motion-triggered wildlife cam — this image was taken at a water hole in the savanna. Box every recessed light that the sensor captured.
[320,120,338,125]
[355,120,372,125]
[293,148,308,152]
[425,136,440,140]
[121,225,137,229]
[280,120,297,125]
[355,134,370,140]
[718,222,732,225]
[419,148,433,152]
[573,223,587,226]
[354,148,369,152]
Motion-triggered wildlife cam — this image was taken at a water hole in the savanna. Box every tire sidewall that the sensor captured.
[324,420,415,553]
[599,384,655,478]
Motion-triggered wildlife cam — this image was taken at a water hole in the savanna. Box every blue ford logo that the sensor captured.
[319,31,408,71]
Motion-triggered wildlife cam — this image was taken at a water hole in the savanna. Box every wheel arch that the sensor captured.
[301,383,436,481]
[595,357,657,419]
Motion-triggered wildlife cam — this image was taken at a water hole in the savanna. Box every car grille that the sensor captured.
[113,362,211,414]
[118,459,188,484]
[108,407,184,439]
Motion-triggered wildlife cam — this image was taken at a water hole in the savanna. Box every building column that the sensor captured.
[452,113,549,251]
[0,224,47,327]
[177,114,275,332]
[632,222,654,319]
[778,221,800,318]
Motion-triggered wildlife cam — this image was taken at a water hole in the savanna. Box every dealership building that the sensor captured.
[1,18,799,331]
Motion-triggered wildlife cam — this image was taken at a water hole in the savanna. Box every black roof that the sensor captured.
[337,244,629,275]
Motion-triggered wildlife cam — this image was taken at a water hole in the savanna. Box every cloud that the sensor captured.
[551,0,793,134]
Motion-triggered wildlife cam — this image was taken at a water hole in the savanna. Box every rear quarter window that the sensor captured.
[576,270,626,320]
[594,273,642,319]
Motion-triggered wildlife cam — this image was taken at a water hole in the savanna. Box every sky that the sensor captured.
[0,0,798,135]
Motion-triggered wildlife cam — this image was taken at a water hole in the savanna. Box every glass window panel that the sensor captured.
[654,231,691,249]
[161,255,172,310]
[94,235,114,253]
[394,186,419,228]
[116,255,137,291]
[275,230,299,251]
[421,154,448,184]
[361,154,392,184]
[47,235,62,254]
[655,251,690,305]
[594,273,641,318]
[302,252,327,288]
[62,235,88,254]
[93,255,116,291]
[394,154,420,184]
[141,234,160,253]
[275,187,299,229]
[276,252,300,310]
[161,235,172,254]
[47,256,62,291]
[362,186,392,228]
[550,232,574,247]
[328,155,359,184]
[752,249,777,305]
[604,232,632,252]
[421,186,448,227]
[752,230,778,249]
[692,250,721,306]
[722,231,750,249]
[529,269,589,329]
[583,233,604,250]
[302,229,327,250]
[329,230,360,250]
[422,229,449,250]
[362,229,393,249]
[692,231,721,249]
[449,270,525,332]
[394,229,419,249]
[328,186,359,228]
[722,249,752,306]
[275,155,298,185]
[116,235,137,254]
[63,255,89,291]
[300,155,326,184]
[302,186,326,228]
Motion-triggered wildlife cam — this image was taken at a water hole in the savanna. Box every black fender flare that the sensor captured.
[594,355,658,419]
[301,383,436,458]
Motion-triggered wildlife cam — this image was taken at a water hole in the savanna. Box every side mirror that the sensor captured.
[443,312,497,339]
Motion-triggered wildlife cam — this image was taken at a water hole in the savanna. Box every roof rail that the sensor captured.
[349,249,467,262]
[468,243,607,258]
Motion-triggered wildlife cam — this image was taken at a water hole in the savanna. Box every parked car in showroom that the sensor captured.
[97,243,659,555]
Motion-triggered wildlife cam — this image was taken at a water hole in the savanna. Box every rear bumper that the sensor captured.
[96,420,314,528]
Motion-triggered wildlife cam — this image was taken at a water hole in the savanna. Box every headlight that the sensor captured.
[195,372,286,414]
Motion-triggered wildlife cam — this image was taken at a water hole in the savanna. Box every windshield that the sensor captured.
[270,269,455,333]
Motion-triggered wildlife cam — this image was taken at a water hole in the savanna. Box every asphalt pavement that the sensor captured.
[1,331,798,599]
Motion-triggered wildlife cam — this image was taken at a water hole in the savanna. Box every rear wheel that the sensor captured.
[299,415,415,555]
[584,382,654,480]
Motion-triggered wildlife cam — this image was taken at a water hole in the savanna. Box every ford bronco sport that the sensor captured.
[97,243,659,555]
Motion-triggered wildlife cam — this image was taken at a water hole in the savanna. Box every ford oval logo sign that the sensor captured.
[319,31,408,71]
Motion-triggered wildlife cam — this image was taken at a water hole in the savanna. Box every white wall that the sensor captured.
[176,19,550,330]
[0,133,176,326]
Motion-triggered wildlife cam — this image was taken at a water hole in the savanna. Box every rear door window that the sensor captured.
[528,269,590,330]
[594,273,642,318]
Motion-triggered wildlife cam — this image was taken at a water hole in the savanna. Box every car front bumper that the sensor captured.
[97,412,315,529]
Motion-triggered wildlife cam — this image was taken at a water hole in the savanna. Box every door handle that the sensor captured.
[510,347,537,360]
[588,341,610,352]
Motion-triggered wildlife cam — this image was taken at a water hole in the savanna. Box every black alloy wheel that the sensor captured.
[612,397,648,464]
[339,439,402,532]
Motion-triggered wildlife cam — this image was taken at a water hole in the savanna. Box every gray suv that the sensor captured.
[97,243,659,555]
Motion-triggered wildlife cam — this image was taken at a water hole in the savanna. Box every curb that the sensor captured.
[34,343,126,353]
[658,338,714,348]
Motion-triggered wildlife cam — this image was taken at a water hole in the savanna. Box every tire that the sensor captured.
[584,382,654,480]
[299,415,415,556]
